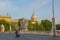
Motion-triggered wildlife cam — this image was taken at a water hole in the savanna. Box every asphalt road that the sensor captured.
[0,33,60,40]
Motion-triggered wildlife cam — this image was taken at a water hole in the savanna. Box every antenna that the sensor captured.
[6,13,11,16]
[52,0,54,18]
[7,13,9,16]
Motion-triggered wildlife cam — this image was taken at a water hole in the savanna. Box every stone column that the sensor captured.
[10,26,12,32]
[1,24,5,32]
[24,19,28,31]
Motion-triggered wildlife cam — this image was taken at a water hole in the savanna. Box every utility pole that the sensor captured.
[52,0,56,37]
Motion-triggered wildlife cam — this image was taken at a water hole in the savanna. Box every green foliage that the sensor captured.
[18,19,23,27]
[0,20,10,31]
[33,22,45,31]
[28,20,33,31]
[17,19,52,31]
[28,21,41,31]
[0,20,5,25]
[34,22,38,31]
[4,22,10,31]
[39,24,45,31]
[0,20,15,31]
[41,20,52,31]
[33,22,40,31]
[27,20,47,31]
[10,23,15,31]
[56,24,60,30]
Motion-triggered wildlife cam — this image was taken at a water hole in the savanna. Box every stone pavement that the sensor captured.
[0,33,60,40]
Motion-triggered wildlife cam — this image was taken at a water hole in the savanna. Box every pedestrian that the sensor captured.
[15,30,20,37]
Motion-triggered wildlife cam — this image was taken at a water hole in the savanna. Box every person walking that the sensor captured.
[15,30,20,37]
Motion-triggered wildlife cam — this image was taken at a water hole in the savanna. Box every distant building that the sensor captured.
[31,12,37,22]
[31,12,38,24]
[31,12,40,30]
[0,16,11,32]
[0,12,40,32]
[11,19,18,23]
[0,16,11,22]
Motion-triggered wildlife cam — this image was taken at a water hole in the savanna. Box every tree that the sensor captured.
[18,19,23,27]
[39,24,45,31]
[18,18,23,30]
[41,20,52,31]
[0,20,10,31]
[27,20,33,31]
[56,24,60,30]
[34,22,38,31]
[0,20,5,25]
[9,23,15,31]
[33,22,40,31]
[0,20,15,31]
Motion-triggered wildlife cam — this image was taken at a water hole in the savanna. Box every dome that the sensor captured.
[31,13,37,18]
[32,15,37,19]
[31,12,37,22]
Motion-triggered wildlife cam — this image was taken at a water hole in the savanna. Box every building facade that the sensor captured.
[0,16,11,22]
[0,16,11,32]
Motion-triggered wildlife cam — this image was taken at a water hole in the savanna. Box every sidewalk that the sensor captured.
[20,31,60,37]
[0,31,60,37]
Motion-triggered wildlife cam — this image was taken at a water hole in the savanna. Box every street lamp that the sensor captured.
[52,0,56,37]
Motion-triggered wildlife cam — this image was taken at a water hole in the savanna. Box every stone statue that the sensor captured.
[1,24,5,32]
[21,18,28,31]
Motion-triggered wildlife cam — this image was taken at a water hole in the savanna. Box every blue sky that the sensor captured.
[0,0,60,24]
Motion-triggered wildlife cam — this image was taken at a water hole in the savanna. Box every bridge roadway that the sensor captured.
[0,32,60,40]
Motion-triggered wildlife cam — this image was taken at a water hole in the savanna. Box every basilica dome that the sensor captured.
[31,12,37,22]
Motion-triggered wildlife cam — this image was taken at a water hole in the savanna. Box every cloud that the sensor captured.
[17,0,49,16]
[0,1,19,17]
[0,2,7,9]
[0,1,11,9]
[0,1,13,15]
[28,0,49,10]
[0,0,49,13]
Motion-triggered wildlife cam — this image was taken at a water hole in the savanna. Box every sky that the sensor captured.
[0,0,60,24]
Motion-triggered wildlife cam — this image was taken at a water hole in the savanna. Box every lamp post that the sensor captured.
[52,0,56,37]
